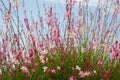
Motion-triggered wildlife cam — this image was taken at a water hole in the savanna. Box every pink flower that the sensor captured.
[25,60,31,64]
[51,69,56,75]
[84,71,90,76]
[25,53,35,60]
[97,59,103,65]
[0,50,4,56]
[109,41,120,59]
[96,22,102,27]
[51,27,60,40]
[57,66,61,71]
[5,12,11,21]
[69,76,76,80]
[65,11,70,19]
[25,54,30,59]
[78,71,93,78]
[78,71,86,78]
[112,50,119,59]
[21,66,30,76]
[24,18,30,30]
[71,0,77,5]
[46,16,53,26]
[81,47,86,53]
[83,0,89,3]
[41,49,48,55]
[30,54,35,60]
[38,40,44,50]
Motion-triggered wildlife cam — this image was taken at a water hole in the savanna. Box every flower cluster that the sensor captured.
[0,0,120,80]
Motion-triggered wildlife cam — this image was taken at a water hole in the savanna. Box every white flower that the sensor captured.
[41,59,45,64]
[93,70,97,74]
[0,69,2,75]
[112,6,120,10]
[68,31,75,38]
[43,66,48,72]
[39,55,45,64]
[25,60,31,64]
[11,56,20,65]
[75,65,81,71]
[41,49,48,55]
[39,55,44,60]
[12,0,19,7]
[12,64,15,70]
[49,43,55,49]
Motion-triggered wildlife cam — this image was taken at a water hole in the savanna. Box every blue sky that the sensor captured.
[0,0,107,26]
[0,0,99,23]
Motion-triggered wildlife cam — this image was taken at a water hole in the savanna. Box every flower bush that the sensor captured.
[0,0,120,80]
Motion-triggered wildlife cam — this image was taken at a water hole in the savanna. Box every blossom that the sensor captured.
[39,55,45,60]
[57,66,61,71]
[111,49,120,59]
[24,60,31,64]
[68,30,75,38]
[49,43,56,50]
[38,40,44,50]
[93,70,97,74]
[46,16,53,26]
[65,11,70,19]
[0,50,4,56]
[96,22,102,27]
[69,76,76,80]
[97,59,103,66]
[51,69,56,75]
[41,59,45,64]
[24,18,30,30]
[41,49,48,55]
[25,53,34,60]
[22,7,26,12]
[21,66,30,76]
[12,64,15,70]
[11,56,20,65]
[51,27,60,40]
[5,12,12,21]
[81,47,86,53]
[43,66,48,72]
[78,71,92,78]
[112,6,120,10]
[78,71,86,78]
[12,0,19,7]
[25,54,30,59]
[111,41,120,59]
[71,0,77,5]
[75,65,81,71]
[0,69,2,75]
[84,71,90,76]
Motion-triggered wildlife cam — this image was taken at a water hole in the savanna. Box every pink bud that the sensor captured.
[81,47,86,53]
[57,66,61,71]
[97,60,103,65]
[46,17,53,26]
[51,69,56,75]
[69,76,76,80]
[24,18,30,30]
